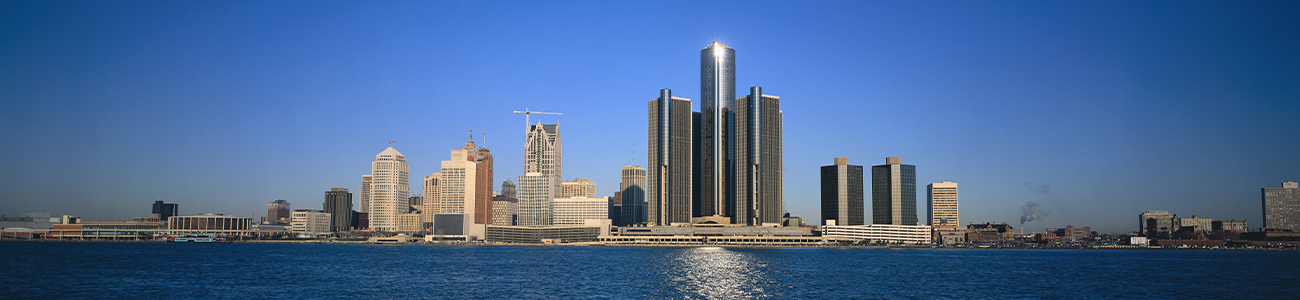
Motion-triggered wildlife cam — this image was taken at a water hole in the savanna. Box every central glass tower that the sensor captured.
[699,40,735,219]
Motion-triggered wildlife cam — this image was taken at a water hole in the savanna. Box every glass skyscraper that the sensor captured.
[872,157,917,225]
[648,89,693,225]
[698,40,735,219]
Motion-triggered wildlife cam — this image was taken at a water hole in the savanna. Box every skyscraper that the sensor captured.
[1263,181,1300,231]
[698,40,736,221]
[517,172,556,226]
[267,199,291,224]
[927,182,958,227]
[151,200,178,222]
[359,175,372,213]
[440,147,477,220]
[464,138,494,225]
[367,147,410,232]
[872,157,917,225]
[648,88,693,225]
[734,86,782,225]
[821,158,863,226]
[561,178,596,198]
[621,165,646,225]
[324,188,353,232]
[525,121,562,191]
[501,180,516,199]
[422,173,441,226]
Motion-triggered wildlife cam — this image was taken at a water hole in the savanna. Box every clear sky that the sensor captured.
[2,1,1297,234]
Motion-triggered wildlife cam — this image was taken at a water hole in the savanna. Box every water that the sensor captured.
[2,241,1297,299]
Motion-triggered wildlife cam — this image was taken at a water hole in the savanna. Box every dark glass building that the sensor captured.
[152,200,178,221]
[734,86,782,225]
[324,188,353,232]
[821,158,864,226]
[648,88,693,225]
[872,157,917,225]
[698,40,735,220]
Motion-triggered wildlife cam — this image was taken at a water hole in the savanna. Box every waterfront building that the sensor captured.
[1263,182,1299,231]
[734,86,782,226]
[354,212,368,230]
[167,214,251,235]
[1213,219,1248,232]
[324,188,353,232]
[620,165,646,225]
[440,147,477,220]
[517,172,556,226]
[927,182,959,227]
[492,195,518,226]
[553,196,611,226]
[396,212,423,233]
[267,199,291,224]
[648,89,693,226]
[967,222,1016,242]
[48,222,163,240]
[872,157,917,225]
[822,224,932,245]
[291,209,331,236]
[1179,215,1212,233]
[1139,210,1179,237]
[501,180,517,199]
[469,140,494,225]
[561,178,596,198]
[366,147,410,232]
[151,200,178,222]
[932,226,966,245]
[1045,225,1091,241]
[359,175,372,213]
[0,213,56,230]
[485,225,602,244]
[821,158,864,226]
[698,40,736,225]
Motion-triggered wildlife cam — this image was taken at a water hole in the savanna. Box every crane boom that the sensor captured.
[512,107,563,129]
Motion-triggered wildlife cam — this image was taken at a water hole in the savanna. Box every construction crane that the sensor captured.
[513,107,562,129]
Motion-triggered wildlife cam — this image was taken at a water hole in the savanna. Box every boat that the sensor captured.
[169,234,227,243]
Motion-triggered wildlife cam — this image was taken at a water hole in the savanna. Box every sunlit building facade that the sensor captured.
[872,157,917,225]
[734,86,782,225]
[927,181,958,227]
[648,89,693,225]
[366,147,409,232]
[1263,182,1300,231]
[822,158,864,226]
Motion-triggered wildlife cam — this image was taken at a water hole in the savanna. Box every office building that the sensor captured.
[821,158,864,226]
[648,88,693,225]
[872,157,917,225]
[324,188,353,232]
[359,175,372,213]
[167,214,251,235]
[553,196,611,226]
[561,178,596,198]
[423,173,441,225]
[525,122,562,190]
[485,225,602,244]
[1263,182,1299,231]
[609,191,623,226]
[734,86,782,225]
[698,40,736,223]
[366,147,410,232]
[1180,215,1212,233]
[1213,220,1248,232]
[967,222,1016,242]
[409,195,422,213]
[501,180,516,199]
[267,199,291,224]
[492,195,518,226]
[291,209,331,236]
[440,147,478,223]
[396,212,423,233]
[354,212,367,230]
[928,182,959,227]
[1139,211,1179,237]
[151,201,178,222]
[822,224,932,245]
[517,172,556,226]
[621,165,646,225]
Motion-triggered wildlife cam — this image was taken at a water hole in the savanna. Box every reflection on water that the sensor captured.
[672,247,768,299]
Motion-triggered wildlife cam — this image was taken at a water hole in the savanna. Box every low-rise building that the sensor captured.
[1180,215,1212,233]
[967,222,1016,242]
[1045,225,1091,241]
[823,224,932,245]
[396,212,423,233]
[48,222,164,240]
[553,196,610,226]
[932,226,966,245]
[291,209,332,236]
[491,195,517,226]
[1213,219,1248,232]
[485,225,602,244]
[168,214,252,235]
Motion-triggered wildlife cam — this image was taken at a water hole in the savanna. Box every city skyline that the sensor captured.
[2,2,1298,233]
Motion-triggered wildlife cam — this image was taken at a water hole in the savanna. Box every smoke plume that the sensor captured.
[1019,183,1056,225]
[1020,201,1046,225]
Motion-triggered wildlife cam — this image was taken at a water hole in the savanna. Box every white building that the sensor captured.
[397,212,423,233]
[553,196,610,225]
[517,172,557,226]
[927,181,958,226]
[823,224,932,245]
[524,122,562,186]
[423,173,441,226]
[359,175,372,213]
[440,148,477,228]
[291,209,331,236]
[366,147,409,232]
[561,178,596,198]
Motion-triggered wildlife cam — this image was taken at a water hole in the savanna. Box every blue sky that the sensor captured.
[2,1,1297,233]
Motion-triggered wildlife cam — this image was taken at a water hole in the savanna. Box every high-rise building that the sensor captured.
[409,195,422,213]
[1263,181,1299,231]
[517,172,556,226]
[927,182,959,227]
[440,147,478,220]
[525,121,562,190]
[291,209,331,235]
[492,195,518,226]
[620,165,646,225]
[1139,210,1178,237]
[698,40,736,221]
[501,180,517,199]
[267,199,291,224]
[561,178,596,198]
[648,89,693,225]
[366,147,410,232]
[821,158,863,226]
[466,138,494,225]
[872,157,917,225]
[359,175,372,213]
[422,173,441,226]
[553,196,611,225]
[152,200,178,222]
[324,188,353,232]
[734,86,782,225]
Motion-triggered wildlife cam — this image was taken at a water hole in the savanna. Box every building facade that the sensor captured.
[422,173,441,225]
[267,199,291,224]
[561,178,596,198]
[648,89,694,226]
[872,157,917,225]
[927,181,959,227]
[734,86,782,226]
[324,188,353,232]
[168,214,251,234]
[517,172,556,226]
[524,122,562,189]
[821,158,864,226]
[501,180,517,199]
[1139,210,1179,237]
[440,148,478,221]
[152,200,178,222]
[1263,182,1299,231]
[822,224,932,245]
[291,209,331,236]
[620,165,646,225]
[553,196,611,226]
[698,40,736,223]
[1180,215,1212,233]
[396,212,423,233]
[366,147,410,232]
[359,175,372,213]
[492,195,518,226]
